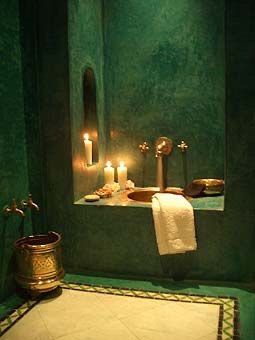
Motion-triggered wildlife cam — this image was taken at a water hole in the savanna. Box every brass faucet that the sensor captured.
[155,137,173,192]
[21,194,39,211]
[3,199,25,218]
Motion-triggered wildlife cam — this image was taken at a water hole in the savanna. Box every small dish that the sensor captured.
[192,179,224,195]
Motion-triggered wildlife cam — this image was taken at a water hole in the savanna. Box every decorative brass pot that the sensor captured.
[14,231,64,295]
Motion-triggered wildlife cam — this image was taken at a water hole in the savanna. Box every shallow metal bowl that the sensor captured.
[192,179,224,195]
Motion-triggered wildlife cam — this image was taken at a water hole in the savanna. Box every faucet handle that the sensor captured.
[178,140,188,153]
[139,141,150,154]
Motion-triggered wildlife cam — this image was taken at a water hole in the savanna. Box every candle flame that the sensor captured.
[119,161,125,167]
[84,133,89,140]
[106,161,112,167]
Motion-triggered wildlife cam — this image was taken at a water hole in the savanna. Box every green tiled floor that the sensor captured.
[0,274,254,339]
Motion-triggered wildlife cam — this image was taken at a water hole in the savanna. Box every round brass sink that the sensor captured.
[127,188,183,203]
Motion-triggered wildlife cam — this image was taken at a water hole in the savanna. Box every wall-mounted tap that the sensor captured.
[155,137,173,192]
[21,194,39,212]
[3,199,25,218]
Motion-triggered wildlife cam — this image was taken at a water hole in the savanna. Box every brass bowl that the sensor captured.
[192,179,224,195]
[14,231,65,296]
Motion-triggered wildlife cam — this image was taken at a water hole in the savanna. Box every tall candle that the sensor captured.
[104,161,114,184]
[84,133,92,165]
[117,161,127,190]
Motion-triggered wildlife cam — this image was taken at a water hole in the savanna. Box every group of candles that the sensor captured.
[84,133,127,190]
[104,160,127,189]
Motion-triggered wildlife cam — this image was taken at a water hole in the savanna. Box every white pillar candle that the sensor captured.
[84,133,92,165]
[104,161,114,184]
[117,161,127,190]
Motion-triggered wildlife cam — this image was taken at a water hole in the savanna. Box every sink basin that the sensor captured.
[127,188,183,203]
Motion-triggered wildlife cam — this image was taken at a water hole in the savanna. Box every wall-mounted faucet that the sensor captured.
[155,137,173,192]
[3,199,25,218]
[21,194,39,211]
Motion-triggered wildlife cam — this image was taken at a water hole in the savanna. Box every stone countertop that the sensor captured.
[75,188,224,211]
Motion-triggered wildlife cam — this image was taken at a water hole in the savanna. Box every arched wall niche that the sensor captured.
[83,67,99,163]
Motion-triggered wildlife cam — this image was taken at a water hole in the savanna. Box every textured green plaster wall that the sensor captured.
[38,0,255,283]
[69,0,105,199]
[103,0,225,188]
[0,0,33,302]
[224,0,255,281]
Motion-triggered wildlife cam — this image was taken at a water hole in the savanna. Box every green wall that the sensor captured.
[104,0,225,187]
[21,0,255,285]
[69,0,105,200]
[0,0,32,301]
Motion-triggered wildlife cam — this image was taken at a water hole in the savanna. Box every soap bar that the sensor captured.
[84,194,100,202]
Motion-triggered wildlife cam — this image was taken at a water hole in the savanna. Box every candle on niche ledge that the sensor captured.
[104,161,114,185]
[84,133,92,165]
[117,161,127,190]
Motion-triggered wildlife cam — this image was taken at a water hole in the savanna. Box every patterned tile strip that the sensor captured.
[0,300,38,337]
[60,281,240,340]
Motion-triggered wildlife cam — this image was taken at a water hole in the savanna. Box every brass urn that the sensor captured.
[14,231,64,296]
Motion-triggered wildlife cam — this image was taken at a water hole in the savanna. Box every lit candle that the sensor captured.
[104,161,114,184]
[84,133,92,165]
[117,161,127,190]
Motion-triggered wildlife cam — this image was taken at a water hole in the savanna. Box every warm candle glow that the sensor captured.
[104,161,114,184]
[117,161,127,190]
[84,133,89,141]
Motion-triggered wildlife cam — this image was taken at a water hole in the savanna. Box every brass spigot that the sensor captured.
[155,137,173,192]
[3,199,25,218]
[21,194,39,211]
[139,141,150,154]
[177,140,188,153]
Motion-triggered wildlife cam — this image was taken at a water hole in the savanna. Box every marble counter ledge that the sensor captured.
[75,189,224,211]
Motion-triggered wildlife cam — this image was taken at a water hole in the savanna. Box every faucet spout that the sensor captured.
[155,137,173,192]
[3,199,25,218]
[156,155,167,192]
[21,194,39,212]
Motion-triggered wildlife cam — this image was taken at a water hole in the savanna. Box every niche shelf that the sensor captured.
[83,67,99,165]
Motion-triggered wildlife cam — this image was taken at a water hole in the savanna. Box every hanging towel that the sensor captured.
[152,193,197,255]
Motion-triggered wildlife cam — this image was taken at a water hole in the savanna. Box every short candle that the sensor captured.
[117,161,127,190]
[104,161,114,185]
[84,133,92,165]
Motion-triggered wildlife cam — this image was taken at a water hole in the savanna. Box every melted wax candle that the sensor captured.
[104,161,114,184]
[117,161,127,190]
[84,133,92,165]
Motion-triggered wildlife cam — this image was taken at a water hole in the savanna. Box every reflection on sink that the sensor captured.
[127,188,183,203]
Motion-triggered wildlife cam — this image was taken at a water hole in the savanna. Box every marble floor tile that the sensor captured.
[1,289,220,340]
[1,308,54,340]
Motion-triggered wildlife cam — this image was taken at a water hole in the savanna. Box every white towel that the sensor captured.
[152,193,197,255]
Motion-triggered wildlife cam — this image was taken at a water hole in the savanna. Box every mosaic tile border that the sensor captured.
[0,300,38,337]
[0,281,240,340]
[61,281,240,340]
